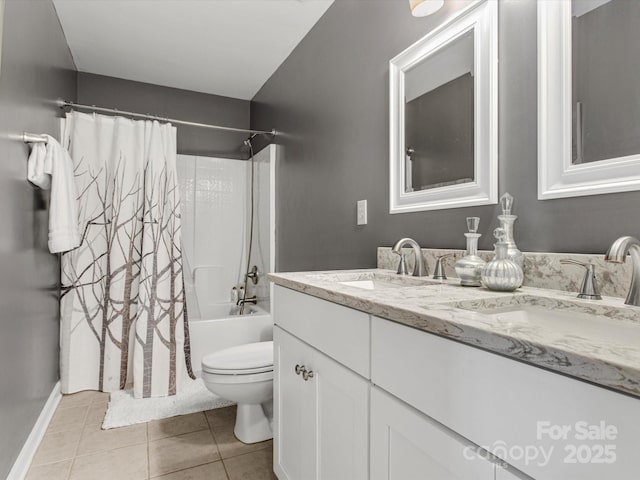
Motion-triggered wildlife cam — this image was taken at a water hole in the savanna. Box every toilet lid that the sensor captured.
[202,341,273,375]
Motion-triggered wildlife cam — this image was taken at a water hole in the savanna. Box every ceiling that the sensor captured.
[572,0,612,17]
[52,0,334,100]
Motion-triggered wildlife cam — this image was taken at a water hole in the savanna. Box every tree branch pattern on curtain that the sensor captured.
[60,111,194,398]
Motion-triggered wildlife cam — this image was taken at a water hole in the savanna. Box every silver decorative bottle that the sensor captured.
[455,217,486,287]
[481,228,524,292]
[497,192,524,270]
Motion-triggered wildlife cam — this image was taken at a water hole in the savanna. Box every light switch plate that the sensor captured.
[357,200,367,225]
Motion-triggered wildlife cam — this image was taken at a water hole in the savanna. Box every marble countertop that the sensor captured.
[269,269,640,399]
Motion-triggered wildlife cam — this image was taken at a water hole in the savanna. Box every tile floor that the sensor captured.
[26,391,275,480]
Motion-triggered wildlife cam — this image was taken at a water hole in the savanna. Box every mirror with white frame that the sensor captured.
[538,0,640,199]
[389,0,498,214]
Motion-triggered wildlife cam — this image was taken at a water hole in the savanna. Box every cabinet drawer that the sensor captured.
[274,285,370,377]
[371,316,640,479]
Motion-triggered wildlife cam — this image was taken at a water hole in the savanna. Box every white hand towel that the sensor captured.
[27,142,51,190]
[39,135,81,253]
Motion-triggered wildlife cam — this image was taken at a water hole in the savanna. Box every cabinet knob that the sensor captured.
[302,369,314,381]
[295,364,305,375]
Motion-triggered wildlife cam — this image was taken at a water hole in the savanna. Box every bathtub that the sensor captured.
[188,302,273,374]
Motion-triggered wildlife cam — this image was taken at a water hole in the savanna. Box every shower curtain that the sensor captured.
[60,111,194,398]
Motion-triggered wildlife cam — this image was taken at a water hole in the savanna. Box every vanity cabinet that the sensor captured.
[371,316,640,480]
[273,285,370,480]
[273,285,640,480]
[370,386,495,480]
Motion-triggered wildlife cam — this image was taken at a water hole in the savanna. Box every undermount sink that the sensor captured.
[338,273,443,290]
[338,279,400,290]
[455,296,640,346]
[306,271,441,290]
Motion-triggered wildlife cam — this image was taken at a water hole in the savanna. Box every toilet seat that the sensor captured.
[203,365,273,375]
[202,341,273,376]
[202,369,273,384]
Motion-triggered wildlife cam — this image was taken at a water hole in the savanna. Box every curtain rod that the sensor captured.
[56,99,276,136]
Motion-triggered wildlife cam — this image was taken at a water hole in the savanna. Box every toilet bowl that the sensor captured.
[202,341,273,444]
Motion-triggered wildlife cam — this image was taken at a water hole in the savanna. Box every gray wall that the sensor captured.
[0,0,77,476]
[77,73,251,159]
[251,0,640,272]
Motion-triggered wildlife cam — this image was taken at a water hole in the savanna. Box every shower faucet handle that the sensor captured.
[246,265,259,285]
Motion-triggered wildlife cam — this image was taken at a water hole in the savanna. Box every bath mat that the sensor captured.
[102,378,234,429]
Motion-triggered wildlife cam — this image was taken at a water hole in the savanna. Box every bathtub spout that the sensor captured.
[237,295,257,306]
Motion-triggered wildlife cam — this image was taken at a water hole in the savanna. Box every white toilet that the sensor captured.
[201,341,274,444]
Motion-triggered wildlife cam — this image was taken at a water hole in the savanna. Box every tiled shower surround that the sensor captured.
[378,247,633,299]
[177,155,248,313]
[177,153,271,316]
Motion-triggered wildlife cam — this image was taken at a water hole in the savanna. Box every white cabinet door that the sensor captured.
[274,326,369,480]
[371,387,495,480]
[274,326,313,480]
[310,344,369,480]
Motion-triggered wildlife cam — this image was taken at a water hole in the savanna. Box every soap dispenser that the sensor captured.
[497,192,524,269]
[454,217,486,287]
[481,228,524,292]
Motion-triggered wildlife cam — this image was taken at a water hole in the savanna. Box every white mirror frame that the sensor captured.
[389,0,498,214]
[538,0,640,200]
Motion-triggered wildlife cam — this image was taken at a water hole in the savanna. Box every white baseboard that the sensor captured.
[7,381,62,480]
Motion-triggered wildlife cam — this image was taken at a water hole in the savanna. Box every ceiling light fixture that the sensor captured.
[409,0,445,17]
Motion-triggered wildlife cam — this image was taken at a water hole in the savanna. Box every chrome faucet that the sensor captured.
[392,238,428,277]
[604,236,640,306]
[237,295,257,306]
